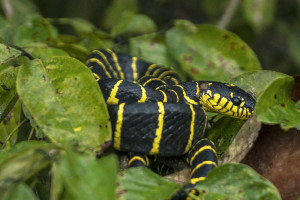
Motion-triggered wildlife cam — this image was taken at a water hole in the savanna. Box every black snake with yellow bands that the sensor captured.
[86,48,256,199]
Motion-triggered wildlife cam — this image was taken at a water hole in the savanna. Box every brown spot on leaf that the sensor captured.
[190,67,199,74]
[281,103,285,107]
[207,61,216,69]
[274,94,277,99]
[223,34,230,39]
[241,45,247,51]
[230,42,237,50]
[42,75,46,81]
[6,45,11,53]
[183,56,193,63]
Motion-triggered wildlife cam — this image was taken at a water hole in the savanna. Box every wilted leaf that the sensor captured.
[166,20,261,82]
[56,152,118,200]
[1,183,38,200]
[218,115,261,164]
[255,76,300,129]
[195,163,281,199]
[243,0,277,33]
[16,57,110,150]
[122,167,180,200]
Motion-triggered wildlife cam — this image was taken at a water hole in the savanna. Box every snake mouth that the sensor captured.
[197,82,254,119]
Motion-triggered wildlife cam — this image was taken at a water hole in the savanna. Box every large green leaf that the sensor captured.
[255,76,300,129]
[230,70,289,96]
[122,167,181,200]
[243,0,277,33]
[165,20,261,82]
[194,163,281,199]
[231,70,300,128]
[0,141,57,191]
[55,152,118,200]
[16,57,111,150]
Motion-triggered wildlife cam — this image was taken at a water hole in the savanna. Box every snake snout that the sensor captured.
[197,81,256,119]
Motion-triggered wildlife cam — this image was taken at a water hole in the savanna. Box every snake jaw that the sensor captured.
[196,81,256,120]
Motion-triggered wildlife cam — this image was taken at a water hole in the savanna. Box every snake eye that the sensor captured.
[232,97,241,106]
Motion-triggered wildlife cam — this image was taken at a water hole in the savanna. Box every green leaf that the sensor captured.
[230,70,289,97]
[55,18,97,36]
[0,141,56,190]
[122,167,180,200]
[2,0,38,25]
[55,43,90,62]
[30,46,69,59]
[12,16,58,47]
[196,163,281,199]
[207,116,245,156]
[166,21,261,82]
[111,12,157,37]
[79,34,114,51]
[243,0,277,33]
[129,35,181,75]
[2,183,38,200]
[0,43,22,66]
[56,152,118,200]
[0,67,18,122]
[104,0,139,29]
[255,76,300,129]
[16,57,110,150]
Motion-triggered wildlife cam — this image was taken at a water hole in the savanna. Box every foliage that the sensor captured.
[0,0,298,199]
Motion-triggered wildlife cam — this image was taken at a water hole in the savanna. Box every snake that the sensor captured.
[86,48,256,199]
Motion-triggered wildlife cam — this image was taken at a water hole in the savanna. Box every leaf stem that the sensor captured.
[217,0,241,29]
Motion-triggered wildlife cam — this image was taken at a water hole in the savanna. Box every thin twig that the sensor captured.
[1,118,29,149]
[217,0,241,29]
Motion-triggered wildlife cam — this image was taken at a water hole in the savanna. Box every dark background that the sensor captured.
[31,0,300,76]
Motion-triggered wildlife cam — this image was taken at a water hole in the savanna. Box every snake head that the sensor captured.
[196,81,256,119]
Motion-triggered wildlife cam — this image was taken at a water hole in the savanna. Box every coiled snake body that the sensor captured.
[86,48,256,199]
